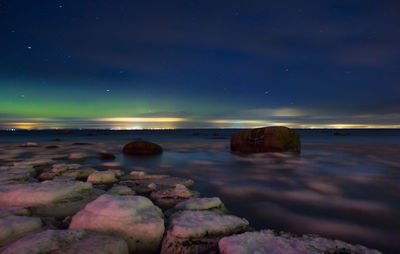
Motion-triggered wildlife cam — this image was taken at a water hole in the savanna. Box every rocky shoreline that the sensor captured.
[0,140,382,254]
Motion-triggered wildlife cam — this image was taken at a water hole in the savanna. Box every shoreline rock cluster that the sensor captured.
[0,138,381,254]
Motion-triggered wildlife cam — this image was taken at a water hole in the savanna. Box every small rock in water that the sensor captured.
[175,197,224,211]
[150,184,199,210]
[70,194,165,253]
[87,170,118,184]
[62,168,97,180]
[218,230,382,254]
[101,162,121,168]
[0,229,129,254]
[161,210,249,254]
[122,140,163,156]
[38,172,56,181]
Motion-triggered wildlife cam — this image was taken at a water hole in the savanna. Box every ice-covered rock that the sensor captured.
[218,230,382,254]
[107,185,135,195]
[161,211,249,254]
[0,181,95,218]
[150,184,199,210]
[0,215,42,247]
[70,194,164,253]
[51,163,80,174]
[0,229,129,254]
[87,170,117,184]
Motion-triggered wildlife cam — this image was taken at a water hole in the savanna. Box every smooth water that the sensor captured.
[1,129,400,253]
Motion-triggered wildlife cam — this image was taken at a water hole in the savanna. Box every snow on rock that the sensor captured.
[87,170,118,184]
[161,211,249,254]
[218,230,382,254]
[0,229,129,254]
[150,184,199,210]
[51,163,80,174]
[0,181,94,218]
[0,215,42,247]
[69,194,164,253]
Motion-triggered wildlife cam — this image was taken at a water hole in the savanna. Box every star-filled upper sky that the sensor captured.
[1,0,400,129]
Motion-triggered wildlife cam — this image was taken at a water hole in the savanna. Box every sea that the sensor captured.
[1,129,400,253]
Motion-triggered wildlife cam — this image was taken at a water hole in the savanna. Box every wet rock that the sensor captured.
[0,215,42,247]
[119,176,194,195]
[62,168,97,180]
[218,230,381,254]
[0,229,129,254]
[175,197,226,212]
[100,152,116,160]
[150,184,199,210]
[122,140,163,156]
[71,142,91,146]
[87,170,118,184]
[161,211,249,254]
[107,185,135,196]
[0,181,94,219]
[14,159,54,167]
[231,126,301,153]
[0,207,31,218]
[70,194,165,253]
[51,163,80,174]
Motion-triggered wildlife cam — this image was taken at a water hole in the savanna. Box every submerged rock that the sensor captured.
[0,229,129,254]
[175,197,225,211]
[62,168,97,180]
[70,194,165,253]
[51,163,80,174]
[230,126,301,153]
[68,153,87,161]
[218,230,381,254]
[161,211,249,254]
[0,167,36,183]
[100,152,116,160]
[0,215,42,247]
[122,140,163,156]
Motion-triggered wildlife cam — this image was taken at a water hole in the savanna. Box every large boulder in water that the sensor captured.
[230,126,301,153]
[122,140,163,156]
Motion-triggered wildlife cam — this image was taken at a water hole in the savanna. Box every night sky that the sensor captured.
[1,0,400,129]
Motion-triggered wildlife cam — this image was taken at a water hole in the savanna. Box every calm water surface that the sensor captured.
[1,129,400,253]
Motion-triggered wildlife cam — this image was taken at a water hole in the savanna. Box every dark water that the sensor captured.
[1,129,400,253]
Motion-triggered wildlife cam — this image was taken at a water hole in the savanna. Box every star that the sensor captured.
[59,5,63,8]
[20,94,25,98]
[265,91,269,95]
[106,89,110,92]
[27,46,32,49]
[285,68,289,72]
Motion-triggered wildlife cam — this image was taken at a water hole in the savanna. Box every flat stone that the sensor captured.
[0,229,129,254]
[87,170,117,184]
[161,211,249,254]
[68,153,87,161]
[218,230,382,254]
[101,162,121,168]
[0,215,42,247]
[70,194,164,253]
[175,197,223,211]
[0,168,36,183]
[38,172,56,181]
